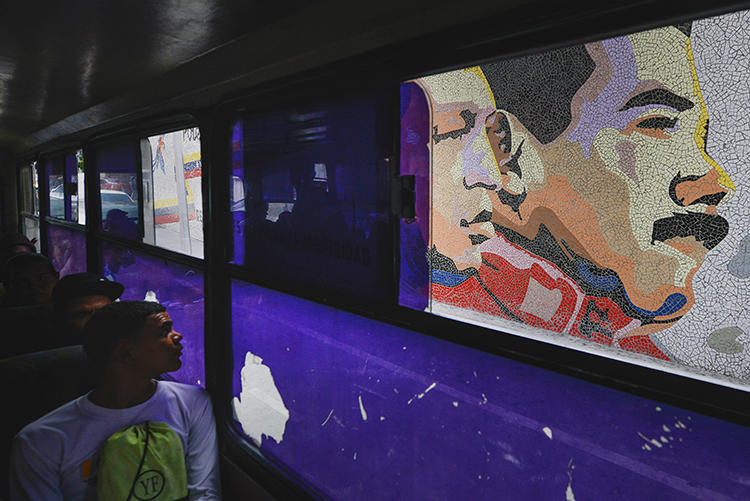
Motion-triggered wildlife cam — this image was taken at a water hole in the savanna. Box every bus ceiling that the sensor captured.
[0,0,747,157]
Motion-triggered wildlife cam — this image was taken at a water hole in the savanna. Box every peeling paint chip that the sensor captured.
[358,394,368,421]
[232,351,290,447]
[542,426,553,440]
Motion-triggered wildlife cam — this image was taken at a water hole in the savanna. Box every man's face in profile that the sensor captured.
[425,25,734,332]
[513,27,734,323]
[130,311,184,377]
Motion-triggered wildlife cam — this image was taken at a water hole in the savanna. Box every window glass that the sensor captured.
[21,216,39,251]
[48,225,86,277]
[399,82,430,310]
[32,161,39,216]
[229,93,390,298]
[230,279,750,499]
[101,241,204,386]
[18,165,34,214]
[46,158,65,219]
[66,150,86,224]
[95,142,140,240]
[405,12,750,388]
[145,128,203,258]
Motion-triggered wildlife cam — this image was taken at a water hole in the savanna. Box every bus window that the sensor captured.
[402,15,750,389]
[398,82,430,311]
[94,141,140,241]
[45,157,65,219]
[19,162,40,250]
[66,150,85,224]
[47,226,86,277]
[144,128,204,258]
[229,92,390,299]
[101,241,205,386]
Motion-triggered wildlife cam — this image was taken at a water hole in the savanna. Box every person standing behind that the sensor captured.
[9,301,220,500]
[52,273,125,347]
[2,253,58,308]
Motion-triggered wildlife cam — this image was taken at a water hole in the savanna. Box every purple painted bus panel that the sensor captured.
[231,279,750,500]
[47,225,86,277]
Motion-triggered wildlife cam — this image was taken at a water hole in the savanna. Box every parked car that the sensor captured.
[101,189,138,221]
[49,184,65,218]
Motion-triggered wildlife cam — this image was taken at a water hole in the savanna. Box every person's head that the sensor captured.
[423,24,733,328]
[82,301,183,378]
[1,233,36,267]
[52,273,125,334]
[3,253,58,306]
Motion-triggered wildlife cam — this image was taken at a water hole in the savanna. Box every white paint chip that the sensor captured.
[358,394,368,421]
[566,484,576,501]
[542,426,553,439]
[321,409,334,427]
[637,431,663,448]
[380,416,386,421]
[662,425,671,432]
[407,382,437,404]
[232,351,290,447]
[452,401,459,407]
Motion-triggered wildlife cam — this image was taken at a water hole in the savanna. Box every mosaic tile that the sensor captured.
[409,12,750,385]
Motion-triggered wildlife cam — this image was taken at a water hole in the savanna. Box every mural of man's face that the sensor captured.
[424,25,734,334]
[515,27,733,325]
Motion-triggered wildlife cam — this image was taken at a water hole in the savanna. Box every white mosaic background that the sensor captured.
[654,10,750,383]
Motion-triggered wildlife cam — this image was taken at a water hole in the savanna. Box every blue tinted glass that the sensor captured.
[231,279,750,500]
[101,241,204,386]
[48,225,86,277]
[95,142,140,240]
[229,93,390,298]
[45,158,65,219]
[399,82,430,310]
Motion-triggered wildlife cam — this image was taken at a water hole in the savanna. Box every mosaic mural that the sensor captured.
[407,11,750,385]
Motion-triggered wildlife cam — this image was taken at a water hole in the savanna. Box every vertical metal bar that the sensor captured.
[172,131,192,255]
[140,138,155,245]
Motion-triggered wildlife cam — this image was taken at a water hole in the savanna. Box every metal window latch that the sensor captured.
[392,175,416,219]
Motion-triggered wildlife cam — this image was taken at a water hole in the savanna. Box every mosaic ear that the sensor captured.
[484,110,545,192]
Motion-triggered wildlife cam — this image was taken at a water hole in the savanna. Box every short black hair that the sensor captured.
[480,24,691,144]
[82,300,166,372]
[481,45,595,144]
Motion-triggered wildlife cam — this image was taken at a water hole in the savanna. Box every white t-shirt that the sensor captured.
[9,381,220,501]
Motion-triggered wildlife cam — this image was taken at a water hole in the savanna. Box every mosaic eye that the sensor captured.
[636,116,678,130]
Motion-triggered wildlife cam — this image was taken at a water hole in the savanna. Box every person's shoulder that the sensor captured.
[14,397,85,451]
[158,380,210,405]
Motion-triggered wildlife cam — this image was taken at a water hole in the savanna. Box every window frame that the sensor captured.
[16,159,42,253]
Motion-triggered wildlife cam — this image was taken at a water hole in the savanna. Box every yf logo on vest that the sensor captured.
[133,470,165,500]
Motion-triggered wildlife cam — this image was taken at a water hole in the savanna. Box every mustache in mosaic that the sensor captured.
[651,212,729,250]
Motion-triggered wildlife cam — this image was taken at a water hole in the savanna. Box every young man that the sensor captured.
[9,301,220,500]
